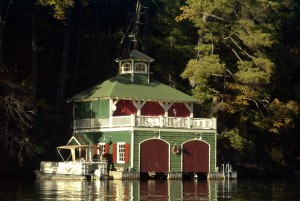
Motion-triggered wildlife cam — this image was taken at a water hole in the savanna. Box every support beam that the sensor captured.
[184,103,194,118]
[158,102,173,117]
[132,100,146,116]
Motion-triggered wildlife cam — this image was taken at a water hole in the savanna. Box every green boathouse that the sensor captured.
[67,50,218,179]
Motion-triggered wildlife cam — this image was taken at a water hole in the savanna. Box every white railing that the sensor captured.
[74,115,216,130]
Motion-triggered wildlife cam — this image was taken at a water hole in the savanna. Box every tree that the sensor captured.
[177,0,299,171]
[0,66,38,164]
[144,0,197,92]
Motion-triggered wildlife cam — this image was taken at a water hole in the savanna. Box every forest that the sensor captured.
[0,0,300,179]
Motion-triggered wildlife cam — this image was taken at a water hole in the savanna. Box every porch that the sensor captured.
[73,115,216,130]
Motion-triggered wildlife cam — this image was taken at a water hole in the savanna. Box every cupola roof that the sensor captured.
[115,50,154,62]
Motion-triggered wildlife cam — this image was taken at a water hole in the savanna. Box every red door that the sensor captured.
[140,139,169,173]
[183,140,209,173]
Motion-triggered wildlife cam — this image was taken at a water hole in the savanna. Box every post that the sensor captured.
[159,115,164,127]
[131,114,135,126]
[187,117,191,129]
[213,117,217,129]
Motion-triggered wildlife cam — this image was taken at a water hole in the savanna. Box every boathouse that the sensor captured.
[67,50,218,179]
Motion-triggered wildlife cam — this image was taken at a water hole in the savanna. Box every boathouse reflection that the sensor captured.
[35,179,237,200]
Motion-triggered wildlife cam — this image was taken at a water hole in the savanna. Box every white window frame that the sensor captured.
[98,143,106,155]
[117,142,126,164]
[121,62,132,73]
[134,62,147,73]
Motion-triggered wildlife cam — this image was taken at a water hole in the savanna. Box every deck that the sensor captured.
[73,115,216,130]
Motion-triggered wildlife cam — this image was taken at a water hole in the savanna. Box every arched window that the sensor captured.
[135,62,147,73]
[121,62,132,73]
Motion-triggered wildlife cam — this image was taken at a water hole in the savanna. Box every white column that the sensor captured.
[159,115,164,127]
[130,130,134,168]
[132,100,146,116]
[158,102,173,117]
[131,114,135,126]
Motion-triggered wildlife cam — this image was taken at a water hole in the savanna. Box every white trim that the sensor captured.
[134,62,147,73]
[121,62,132,74]
[130,130,134,168]
[117,142,126,164]
[98,142,106,155]
[69,97,197,104]
[214,131,217,172]
[66,136,81,145]
[73,127,217,134]
[158,102,173,117]
[132,100,146,116]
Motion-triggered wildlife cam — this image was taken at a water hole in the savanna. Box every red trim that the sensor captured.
[125,143,130,164]
[94,144,98,154]
[113,144,117,163]
[105,143,109,154]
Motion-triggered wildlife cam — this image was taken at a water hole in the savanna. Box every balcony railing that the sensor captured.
[74,115,216,130]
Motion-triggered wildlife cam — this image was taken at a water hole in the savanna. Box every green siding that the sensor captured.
[95,131,132,171]
[133,74,148,83]
[98,131,131,145]
[73,129,216,173]
[133,131,216,173]
[74,100,109,120]
[91,99,109,118]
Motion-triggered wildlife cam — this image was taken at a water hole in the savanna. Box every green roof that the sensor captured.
[67,74,199,103]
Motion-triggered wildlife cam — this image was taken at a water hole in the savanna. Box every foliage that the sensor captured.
[37,0,74,20]
[148,0,197,91]
[220,128,254,153]
[177,0,300,169]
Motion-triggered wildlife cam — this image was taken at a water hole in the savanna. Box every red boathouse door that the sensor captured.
[183,140,209,173]
[140,139,169,173]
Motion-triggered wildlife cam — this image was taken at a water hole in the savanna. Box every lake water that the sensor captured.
[0,178,299,200]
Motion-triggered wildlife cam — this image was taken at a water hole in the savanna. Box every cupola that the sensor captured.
[115,50,154,83]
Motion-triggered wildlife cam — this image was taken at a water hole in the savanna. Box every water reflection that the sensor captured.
[1,178,299,200]
[34,179,237,200]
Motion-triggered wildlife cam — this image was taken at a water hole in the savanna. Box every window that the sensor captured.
[113,143,130,164]
[121,62,132,73]
[135,63,147,72]
[98,143,106,155]
[117,142,126,163]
